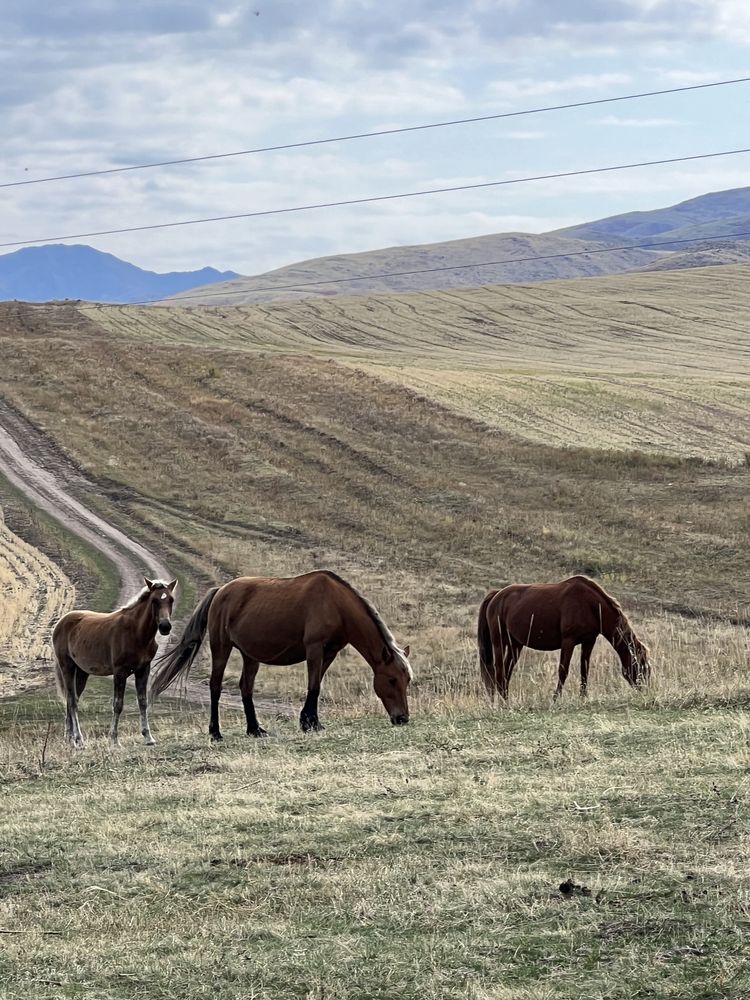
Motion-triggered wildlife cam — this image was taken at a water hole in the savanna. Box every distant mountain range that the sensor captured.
[0,244,240,304]
[555,186,750,245]
[3,186,749,307]
[162,185,750,306]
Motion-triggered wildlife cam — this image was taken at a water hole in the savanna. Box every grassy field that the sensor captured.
[1,267,749,998]
[1,281,748,696]
[2,691,750,1000]
[85,264,750,462]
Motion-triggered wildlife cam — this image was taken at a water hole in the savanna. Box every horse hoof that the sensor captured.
[300,718,323,733]
[248,727,269,738]
[210,732,223,743]
[144,736,156,746]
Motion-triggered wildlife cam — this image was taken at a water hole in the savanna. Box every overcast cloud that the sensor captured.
[1,1,749,273]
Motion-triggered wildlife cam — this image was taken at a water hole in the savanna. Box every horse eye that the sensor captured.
[389,678,397,687]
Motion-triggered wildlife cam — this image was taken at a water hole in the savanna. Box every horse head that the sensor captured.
[373,643,412,725]
[145,577,178,635]
[619,630,651,688]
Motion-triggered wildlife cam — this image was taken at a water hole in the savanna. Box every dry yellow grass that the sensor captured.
[0,508,74,688]
[2,688,750,999]
[83,263,750,461]
[1,272,749,998]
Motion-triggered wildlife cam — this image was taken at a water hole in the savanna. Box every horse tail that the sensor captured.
[477,590,500,696]
[150,587,220,700]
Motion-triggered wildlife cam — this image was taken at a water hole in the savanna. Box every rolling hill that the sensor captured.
[162,185,750,306]
[161,231,664,306]
[0,244,241,304]
[556,185,750,245]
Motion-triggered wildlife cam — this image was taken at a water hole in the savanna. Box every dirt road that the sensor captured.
[0,399,294,716]
[0,399,170,603]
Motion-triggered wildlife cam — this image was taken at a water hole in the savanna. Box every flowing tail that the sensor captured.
[477,590,499,696]
[150,587,220,700]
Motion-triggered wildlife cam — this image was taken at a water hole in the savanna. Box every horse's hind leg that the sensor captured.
[553,640,576,701]
[503,640,523,699]
[75,667,89,699]
[239,655,267,738]
[208,634,232,742]
[489,618,508,702]
[55,652,84,746]
[109,671,127,746]
[134,666,156,746]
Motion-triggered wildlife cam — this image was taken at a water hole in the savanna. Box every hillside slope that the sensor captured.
[557,185,750,244]
[87,264,750,464]
[163,186,750,306]
[161,231,661,305]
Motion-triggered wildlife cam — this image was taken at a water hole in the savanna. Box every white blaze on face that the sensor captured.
[161,594,168,600]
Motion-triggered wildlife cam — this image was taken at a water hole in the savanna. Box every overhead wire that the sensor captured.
[3,145,750,251]
[2,75,749,191]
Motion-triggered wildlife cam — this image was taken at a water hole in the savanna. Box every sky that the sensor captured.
[1,0,750,275]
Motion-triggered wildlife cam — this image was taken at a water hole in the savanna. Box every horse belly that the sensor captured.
[229,623,307,666]
[63,622,115,675]
[507,611,562,651]
[224,583,340,666]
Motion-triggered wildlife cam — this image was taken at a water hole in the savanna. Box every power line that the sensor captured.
[3,145,750,251]
[2,75,749,192]
[127,228,750,306]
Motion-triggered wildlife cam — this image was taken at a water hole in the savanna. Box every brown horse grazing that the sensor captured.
[52,578,177,747]
[478,575,650,701]
[150,570,412,740]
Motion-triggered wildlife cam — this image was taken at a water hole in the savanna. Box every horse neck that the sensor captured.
[605,613,635,665]
[345,602,386,672]
[120,598,156,641]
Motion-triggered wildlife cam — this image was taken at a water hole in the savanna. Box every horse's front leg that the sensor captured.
[300,644,337,732]
[553,640,576,701]
[110,671,128,746]
[134,666,156,745]
[579,638,596,698]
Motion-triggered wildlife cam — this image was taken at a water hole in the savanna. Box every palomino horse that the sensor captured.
[52,578,177,747]
[478,575,650,701]
[150,570,412,740]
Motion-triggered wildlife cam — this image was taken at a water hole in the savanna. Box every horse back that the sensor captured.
[211,574,352,661]
[492,580,605,650]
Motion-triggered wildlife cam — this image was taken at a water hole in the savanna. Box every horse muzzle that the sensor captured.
[158,621,173,636]
[391,714,409,726]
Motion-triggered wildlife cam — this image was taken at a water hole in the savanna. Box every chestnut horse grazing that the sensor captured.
[52,578,177,747]
[150,570,412,740]
[478,575,650,701]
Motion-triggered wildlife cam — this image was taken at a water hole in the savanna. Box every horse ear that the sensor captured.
[144,577,154,590]
[403,644,410,658]
[167,579,178,592]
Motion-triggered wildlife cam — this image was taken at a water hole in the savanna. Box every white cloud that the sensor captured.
[487,73,633,103]
[0,1,748,276]
[595,115,683,126]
